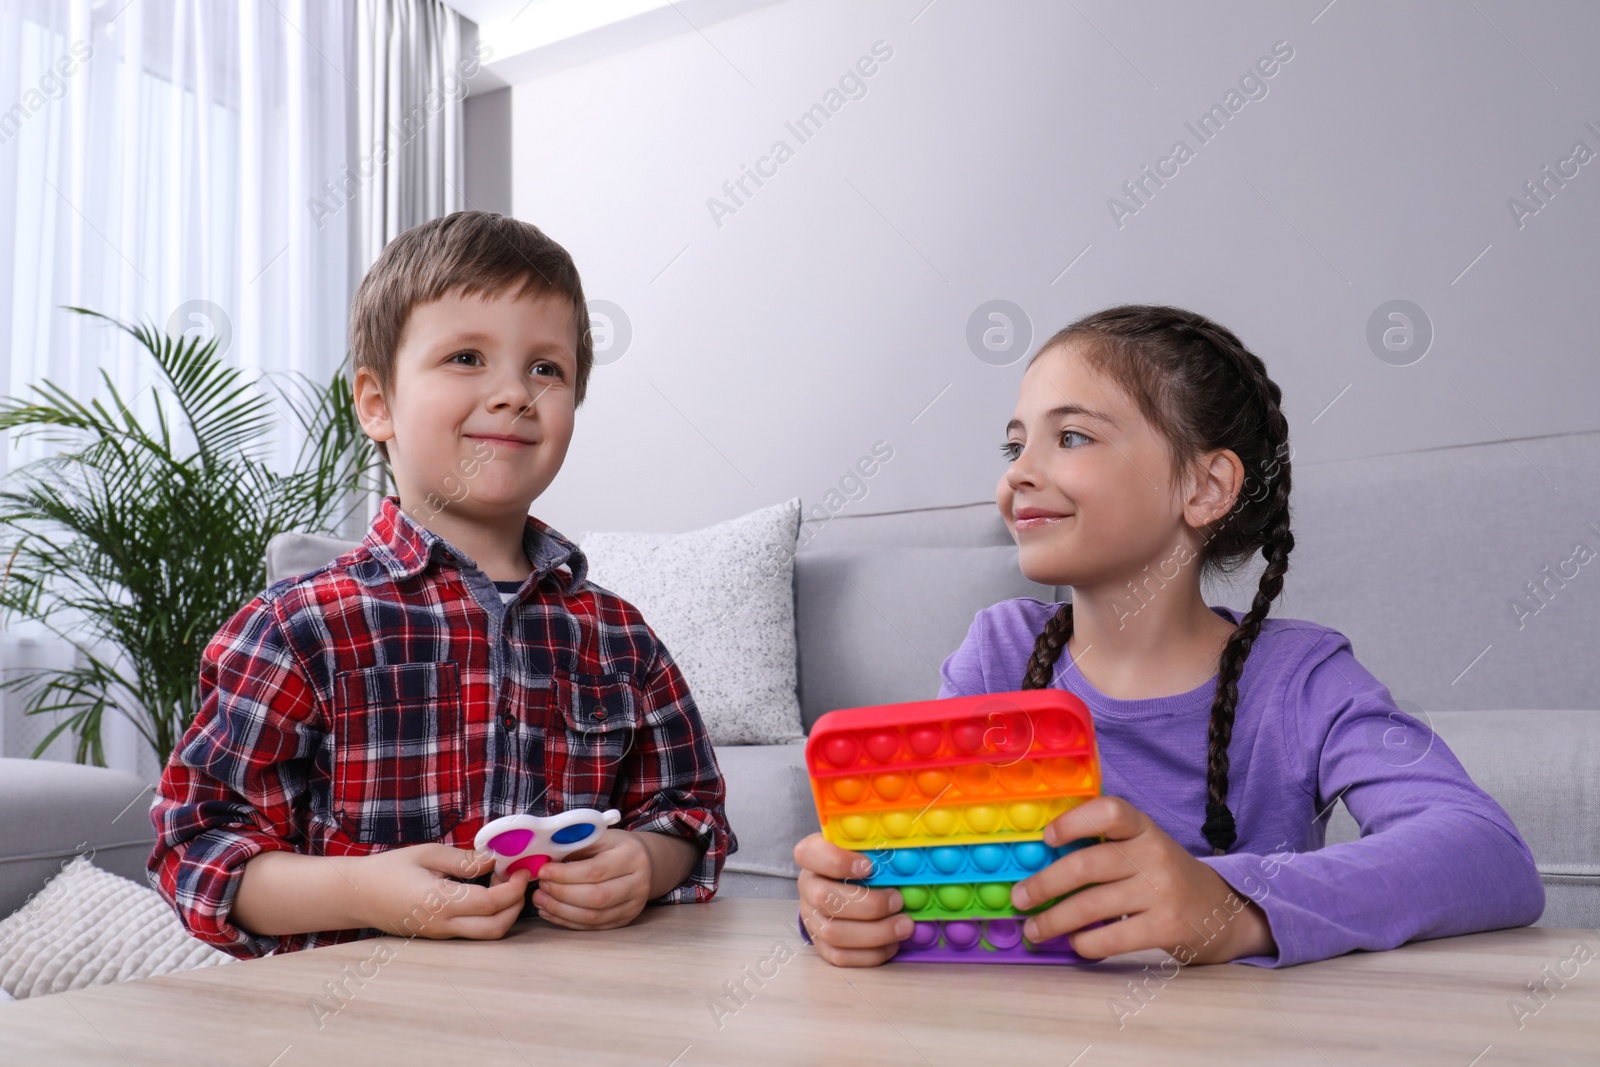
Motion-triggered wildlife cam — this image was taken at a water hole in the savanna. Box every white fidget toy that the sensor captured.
[473,808,622,879]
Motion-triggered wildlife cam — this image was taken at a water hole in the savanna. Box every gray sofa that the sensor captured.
[4,430,1597,937]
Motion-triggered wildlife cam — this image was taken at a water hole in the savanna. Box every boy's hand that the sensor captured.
[357,844,530,941]
[1011,795,1276,964]
[530,829,654,930]
[793,832,912,967]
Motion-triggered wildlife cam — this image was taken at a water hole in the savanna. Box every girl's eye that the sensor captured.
[449,351,481,366]
[1060,430,1092,449]
[999,441,1022,461]
[531,362,563,379]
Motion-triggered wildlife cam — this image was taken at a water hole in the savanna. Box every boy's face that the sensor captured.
[356,285,579,520]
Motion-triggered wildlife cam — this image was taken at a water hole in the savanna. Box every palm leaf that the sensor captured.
[64,307,277,465]
[0,306,378,766]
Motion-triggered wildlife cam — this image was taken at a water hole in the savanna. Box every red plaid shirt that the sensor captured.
[149,495,734,959]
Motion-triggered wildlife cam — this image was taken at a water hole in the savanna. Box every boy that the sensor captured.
[148,211,735,958]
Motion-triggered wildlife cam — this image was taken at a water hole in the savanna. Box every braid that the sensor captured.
[1024,303,1296,856]
[1200,357,1294,854]
[1020,602,1073,691]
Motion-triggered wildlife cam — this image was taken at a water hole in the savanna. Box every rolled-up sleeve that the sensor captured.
[148,595,323,959]
[617,644,736,903]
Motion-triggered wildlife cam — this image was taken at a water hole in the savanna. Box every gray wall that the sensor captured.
[464,86,513,217]
[491,0,1599,535]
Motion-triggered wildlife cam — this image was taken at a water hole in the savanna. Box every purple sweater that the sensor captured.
[939,598,1546,968]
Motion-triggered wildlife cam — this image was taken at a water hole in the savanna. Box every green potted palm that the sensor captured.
[0,307,388,766]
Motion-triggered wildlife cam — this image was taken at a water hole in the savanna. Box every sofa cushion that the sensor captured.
[0,758,157,922]
[714,741,814,898]
[580,498,805,745]
[794,545,1058,731]
[0,856,232,999]
[1323,708,1599,926]
[264,530,359,586]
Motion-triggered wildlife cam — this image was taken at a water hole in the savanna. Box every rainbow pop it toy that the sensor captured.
[803,690,1103,964]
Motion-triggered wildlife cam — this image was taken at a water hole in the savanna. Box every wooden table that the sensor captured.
[1,899,1595,1065]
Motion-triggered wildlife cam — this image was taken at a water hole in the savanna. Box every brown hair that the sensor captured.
[349,210,593,462]
[1017,304,1293,855]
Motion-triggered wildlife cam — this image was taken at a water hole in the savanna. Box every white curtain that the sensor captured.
[0,0,356,775]
[356,0,465,271]
[0,0,468,774]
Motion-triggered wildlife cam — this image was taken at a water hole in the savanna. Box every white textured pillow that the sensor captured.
[0,857,234,999]
[579,498,803,746]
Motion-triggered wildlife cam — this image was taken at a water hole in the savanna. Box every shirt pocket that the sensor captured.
[547,671,637,810]
[331,661,468,844]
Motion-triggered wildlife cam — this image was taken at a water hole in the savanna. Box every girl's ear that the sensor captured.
[1183,447,1245,529]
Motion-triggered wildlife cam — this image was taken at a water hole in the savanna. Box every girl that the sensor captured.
[793,304,1544,968]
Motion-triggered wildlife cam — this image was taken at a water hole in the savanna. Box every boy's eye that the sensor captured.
[1059,430,1092,449]
[447,352,566,380]
[999,440,1022,461]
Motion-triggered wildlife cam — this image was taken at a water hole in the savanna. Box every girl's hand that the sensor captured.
[359,844,530,940]
[793,833,913,967]
[1012,795,1276,964]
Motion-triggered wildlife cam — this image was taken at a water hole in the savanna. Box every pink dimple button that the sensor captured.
[508,854,548,879]
[864,731,899,762]
[824,735,858,767]
[907,725,943,757]
[488,829,535,855]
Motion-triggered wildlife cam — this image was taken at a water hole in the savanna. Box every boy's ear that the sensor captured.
[1183,448,1245,528]
[353,366,395,445]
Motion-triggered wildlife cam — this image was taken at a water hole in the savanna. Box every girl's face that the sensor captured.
[997,341,1194,590]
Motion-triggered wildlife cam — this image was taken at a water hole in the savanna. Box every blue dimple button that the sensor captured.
[930,846,964,874]
[971,844,1006,872]
[1014,842,1051,870]
[551,823,596,844]
[890,850,923,876]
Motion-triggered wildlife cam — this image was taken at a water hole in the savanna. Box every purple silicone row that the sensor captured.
[797,911,1098,966]
[893,917,1099,965]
